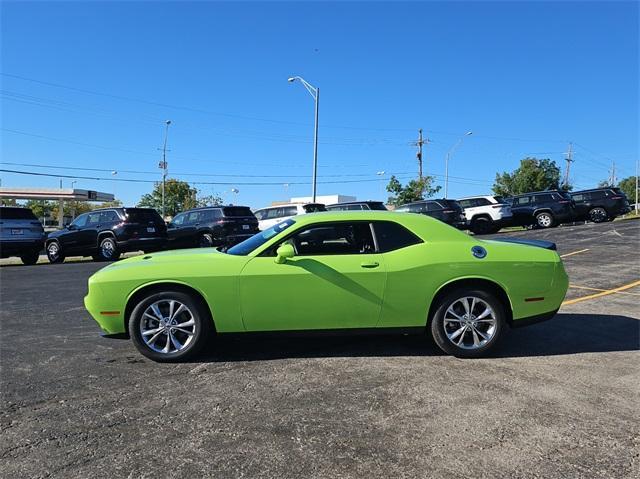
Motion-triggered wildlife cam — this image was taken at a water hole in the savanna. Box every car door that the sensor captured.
[238,221,386,331]
[59,213,88,251]
[78,211,103,250]
[168,212,197,249]
[510,195,533,225]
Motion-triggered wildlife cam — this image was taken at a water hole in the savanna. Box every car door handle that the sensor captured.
[360,261,379,269]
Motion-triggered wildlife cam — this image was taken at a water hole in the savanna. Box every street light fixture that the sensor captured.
[288,76,319,202]
[444,131,473,198]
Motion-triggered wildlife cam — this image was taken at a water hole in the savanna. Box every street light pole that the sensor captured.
[288,76,319,202]
[444,131,473,198]
[159,120,172,218]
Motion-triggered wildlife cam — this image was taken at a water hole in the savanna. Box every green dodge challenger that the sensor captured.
[84,211,569,362]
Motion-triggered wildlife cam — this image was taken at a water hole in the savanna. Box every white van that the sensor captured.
[253,203,326,230]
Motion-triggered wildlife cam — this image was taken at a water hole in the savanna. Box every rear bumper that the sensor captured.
[0,239,44,256]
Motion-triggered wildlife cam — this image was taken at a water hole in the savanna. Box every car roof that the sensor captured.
[457,195,496,200]
[327,200,384,206]
[571,187,616,193]
[287,210,470,242]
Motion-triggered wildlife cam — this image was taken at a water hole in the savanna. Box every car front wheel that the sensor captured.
[535,212,555,228]
[589,207,608,223]
[470,217,493,235]
[430,288,506,358]
[198,233,214,248]
[46,241,65,264]
[129,290,213,362]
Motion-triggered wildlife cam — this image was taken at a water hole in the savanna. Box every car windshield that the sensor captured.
[226,218,295,255]
[369,202,388,210]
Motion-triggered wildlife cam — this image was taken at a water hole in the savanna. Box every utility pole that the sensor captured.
[635,159,639,214]
[609,160,616,186]
[563,142,574,189]
[414,129,428,179]
[159,120,172,219]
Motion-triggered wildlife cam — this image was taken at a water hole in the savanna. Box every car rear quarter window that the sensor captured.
[100,210,120,222]
[283,206,298,216]
[372,221,422,252]
[0,208,37,220]
[368,202,388,211]
[223,206,253,217]
[534,194,553,203]
[458,199,473,208]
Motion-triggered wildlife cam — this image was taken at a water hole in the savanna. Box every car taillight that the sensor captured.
[559,200,571,204]
[492,204,505,208]
[611,196,623,200]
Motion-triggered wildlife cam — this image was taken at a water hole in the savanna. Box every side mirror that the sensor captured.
[166,222,174,229]
[275,243,295,264]
[68,224,78,231]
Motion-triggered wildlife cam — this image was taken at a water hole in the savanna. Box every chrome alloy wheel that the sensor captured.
[101,239,116,258]
[443,296,497,350]
[537,213,552,228]
[140,299,196,354]
[48,242,60,259]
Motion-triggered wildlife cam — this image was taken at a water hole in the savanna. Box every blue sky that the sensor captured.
[1,1,638,208]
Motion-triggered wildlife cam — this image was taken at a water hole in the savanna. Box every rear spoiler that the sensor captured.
[491,238,557,251]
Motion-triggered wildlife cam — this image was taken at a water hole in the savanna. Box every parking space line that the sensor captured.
[560,248,590,258]
[562,280,640,306]
[569,284,640,297]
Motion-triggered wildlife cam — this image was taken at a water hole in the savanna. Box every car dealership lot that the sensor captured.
[1,221,638,478]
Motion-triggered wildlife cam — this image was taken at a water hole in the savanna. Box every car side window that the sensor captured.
[475,198,491,206]
[71,214,88,228]
[284,206,298,216]
[254,210,266,220]
[591,191,606,199]
[100,210,119,223]
[289,222,375,256]
[426,202,440,211]
[458,199,472,208]
[172,213,186,226]
[514,196,530,206]
[187,212,201,224]
[87,212,102,225]
[572,194,584,202]
[372,221,422,252]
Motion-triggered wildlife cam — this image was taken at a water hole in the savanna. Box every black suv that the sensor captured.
[570,187,631,223]
[167,206,259,249]
[395,199,467,228]
[326,201,388,211]
[0,207,45,265]
[45,207,167,263]
[508,190,574,228]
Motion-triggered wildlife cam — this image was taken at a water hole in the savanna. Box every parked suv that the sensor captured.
[45,207,167,263]
[457,195,513,234]
[508,190,574,228]
[167,205,259,249]
[326,201,388,211]
[395,199,467,228]
[254,203,326,230]
[0,207,45,265]
[570,187,631,223]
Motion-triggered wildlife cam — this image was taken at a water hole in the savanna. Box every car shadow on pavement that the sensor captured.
[198,313,639,362]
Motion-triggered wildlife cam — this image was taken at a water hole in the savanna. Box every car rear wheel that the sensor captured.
[129,290,213,362]
[535,212,554,228]
[430,288,506,358]
[470,217,494,235]
[198,233,214,248]
[20,250,40,265]
[588,207,608,223]
[96,237,121,261]
[46,241,65,264]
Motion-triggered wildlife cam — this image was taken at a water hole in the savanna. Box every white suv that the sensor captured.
[253,203,326,230]
[457,195,513,234]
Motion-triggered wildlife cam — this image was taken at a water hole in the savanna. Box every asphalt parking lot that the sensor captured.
[1,220,638,478]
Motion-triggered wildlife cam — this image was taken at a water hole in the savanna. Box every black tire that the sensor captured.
[430,287,507,358]
[470,217,494,235]
[129,290,213,362]
[198,233,214,248]
[20,250,40,265]
[96,236,121,261]
[589,207,608,223]
[535,211,555,229]
[46,241,65,264]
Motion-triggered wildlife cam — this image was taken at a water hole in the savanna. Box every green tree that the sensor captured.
[138,179,199,217]
[493,158,565,196]
[618,176,638,203]
[196,194,223,207]
[386,175,441,207]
